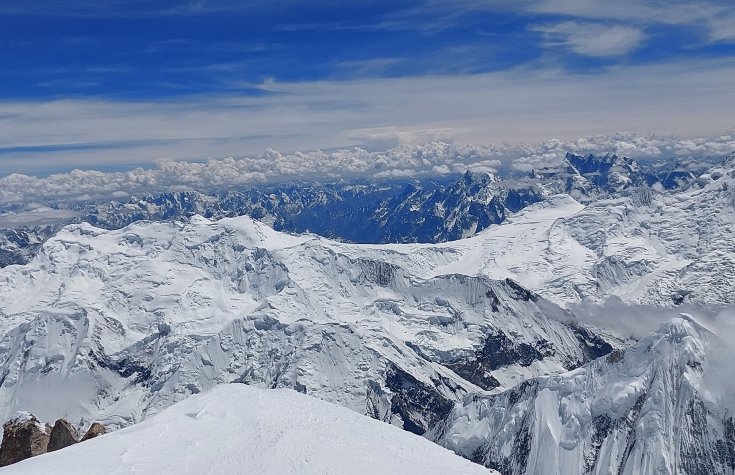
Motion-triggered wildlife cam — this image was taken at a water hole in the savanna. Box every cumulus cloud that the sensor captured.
[534,21,645,57]
[0,132,733,207]
[568,296,713,338]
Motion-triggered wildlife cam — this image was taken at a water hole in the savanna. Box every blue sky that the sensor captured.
[1,0,734,175]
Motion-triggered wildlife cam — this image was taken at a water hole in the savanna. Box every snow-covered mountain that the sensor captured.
[1,153,733,430]
[0,174,541,267]
[84,172,544,244]
[430,316,735,474]
[530,152,699,201]
[0,151,699,268]
[518,154,735,307]
[6,383,496,475]
[368,153,735,308]
[0,225,62,268]
[1,152,733,474]
[0,209,617,434]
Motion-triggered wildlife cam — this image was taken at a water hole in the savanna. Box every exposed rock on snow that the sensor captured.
[47,419,79,452]
[80,422,106,442]
[0,412,50,466]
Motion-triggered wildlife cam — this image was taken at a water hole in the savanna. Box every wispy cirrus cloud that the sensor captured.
[444,0,735,46]
[533,21,645,57]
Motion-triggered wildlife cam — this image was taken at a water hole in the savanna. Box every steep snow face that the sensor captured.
[7,383,496,475]
[431,317,735,475]
[0,213,611,431]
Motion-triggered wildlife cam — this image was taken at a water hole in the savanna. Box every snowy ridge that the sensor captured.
[0,210,613,433]
[430,316,735,474]
[0,151,702,269]
[6,383,496,475]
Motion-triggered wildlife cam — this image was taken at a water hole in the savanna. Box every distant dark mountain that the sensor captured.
[83,171,543,244]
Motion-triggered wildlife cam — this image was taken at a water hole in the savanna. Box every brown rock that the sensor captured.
[47,418,79,452]
[81,422,106,441]
[0,413,51,466]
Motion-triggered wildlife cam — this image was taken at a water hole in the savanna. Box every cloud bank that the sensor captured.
[1,58,734,177]
[1,132,734,207]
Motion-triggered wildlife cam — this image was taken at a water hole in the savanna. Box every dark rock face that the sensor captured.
[569,323,614,366]
[0,414,106,466]
[481,331,545,370]
[384,364,454,435]
[81,422,107,441]
[444,327,546,391]
[47,418,79,452]
[445,357,501,391]
[0,414,50,467]
[358,259,398,287]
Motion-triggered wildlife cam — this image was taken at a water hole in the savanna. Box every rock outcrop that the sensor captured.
[0,415,106,467]
[0,413,51,466]
[47,418,79,452]
[81,422,106,441]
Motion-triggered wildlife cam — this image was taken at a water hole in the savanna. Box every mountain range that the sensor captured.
[0,150,732,474]
[0,152,704,269]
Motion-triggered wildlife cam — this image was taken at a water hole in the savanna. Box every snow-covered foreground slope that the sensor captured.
[0,209,613,431]
[5,383,495,475]
[431,316,735,475]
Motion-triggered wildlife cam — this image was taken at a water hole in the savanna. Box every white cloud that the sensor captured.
[438,0,735,46]
[1,58,735,179]
[534,21,644,57]
[0,132,733,207]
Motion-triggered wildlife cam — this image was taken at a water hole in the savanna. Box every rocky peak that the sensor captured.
[47,418,79,452]
[0,412,51,466]
[81,422,107,441]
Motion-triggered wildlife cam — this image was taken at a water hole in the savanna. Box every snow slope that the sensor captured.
[4,383,495,475]
[431,316,735,475]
